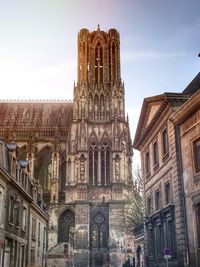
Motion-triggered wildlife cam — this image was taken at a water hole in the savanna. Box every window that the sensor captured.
[30,249,35,265]
[9,196,14,224]
[111,42,116,81]
[100,143,110,185]
[155,190,160,211]
[89,142,111,186]
[58,210,75,243]
[15,201,20,227]
[193,138,200,173]
[147,197,152,214]
[89,143,98,185]
[145,149,150,177]
[162,128,169,158]
[165,183,170,205]
[156,224,164,257]
[153,140,159,168]
[196,204,200,248]
[32,218,36,240]
[61,154,66,192]
[95,42,103,83]
[22,207,27,231]
[34,146,52,192]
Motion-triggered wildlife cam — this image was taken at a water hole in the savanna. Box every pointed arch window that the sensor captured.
[61,160,66,192]
[58,209,75,243]
[91,212,108,250]
[89,143,98,185]
[101,143,110,185]
[112,42,116,82]
[95,42,103,83]
[34,146,52,192]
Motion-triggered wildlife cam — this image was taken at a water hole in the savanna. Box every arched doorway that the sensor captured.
[58,209,75,243]
[90,205,109,251]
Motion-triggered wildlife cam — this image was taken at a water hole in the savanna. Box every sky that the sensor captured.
[0,0,199,165]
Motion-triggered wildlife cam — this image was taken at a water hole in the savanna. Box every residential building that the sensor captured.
[171,86,200,267]
[0,141,48,267]
[133,72,200,267]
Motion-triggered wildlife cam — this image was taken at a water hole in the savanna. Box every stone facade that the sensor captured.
[0,140,48,267]
[0,27,133,266]
[0,141,9,267]
[171,89,200,267]
[133,72,200,267]
[133,93,190,267]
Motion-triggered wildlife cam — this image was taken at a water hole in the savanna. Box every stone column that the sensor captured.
[98,149,101,185]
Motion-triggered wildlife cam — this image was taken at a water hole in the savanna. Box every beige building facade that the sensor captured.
[133,72,200,267]
[171,88,200,267]
[0,140,48,267]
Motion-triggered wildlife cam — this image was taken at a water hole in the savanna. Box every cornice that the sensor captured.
[170,89,200,125]
[133,93,189,150]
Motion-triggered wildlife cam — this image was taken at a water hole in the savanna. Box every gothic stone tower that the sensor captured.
[50,26,133,256]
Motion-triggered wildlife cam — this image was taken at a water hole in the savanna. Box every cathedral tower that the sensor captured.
[55,27,134,263]
[0,26,133,266]
[73,26,125,122]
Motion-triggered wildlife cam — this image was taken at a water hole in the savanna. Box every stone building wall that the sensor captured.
[133,93,189,267]
[171,89,200,267]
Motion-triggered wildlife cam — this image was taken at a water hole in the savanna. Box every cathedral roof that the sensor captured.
[0,100,73,127]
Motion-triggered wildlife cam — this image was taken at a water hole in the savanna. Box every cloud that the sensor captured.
[0,59,76,100]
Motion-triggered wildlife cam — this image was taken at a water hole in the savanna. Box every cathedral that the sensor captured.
[0,26,133,266]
